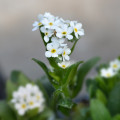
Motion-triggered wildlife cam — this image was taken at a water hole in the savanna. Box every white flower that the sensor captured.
[40,27,54,42]
[44,12,55,19]
[109,59,120,71]
[45,42,63,58]
[58,61,70,69]
[42,18,61,30]
[11,84,45,116]
[70,21,84,39]
[51,37,67,46]
[32,21,43,31]
[56,25,73,40]
[15,102,28,116]
[100,68,116,78]
[62,46,71,61]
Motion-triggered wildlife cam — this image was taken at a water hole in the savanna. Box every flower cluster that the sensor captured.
[100,59,120,78]
[32,12,84,69]
[11,84,45,116]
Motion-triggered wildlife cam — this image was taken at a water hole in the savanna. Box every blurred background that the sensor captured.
[0,0,120,97]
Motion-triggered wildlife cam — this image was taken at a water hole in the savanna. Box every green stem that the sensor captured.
[70,40,78,55]
[51,89,62,111]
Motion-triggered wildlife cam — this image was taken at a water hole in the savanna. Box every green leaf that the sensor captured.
[63,61,83,86]
[62,61,83,97]
[96,89,107,105]
[48,57,60,69]
[90,99,112,120]
[30,108,54,120]
[95,76,107,92]
[112,114,120,120]
[73,57,100,97]
[27,108,39,118]
[108,82,120,116]
[37,76,54,97]
[10,70,30,85]
[32,58,51,80]
[58,98,75,109]
[6,80,18,100]
[0,101,16,120]
[49,72,60,82]
[86,78,98,98]
[6,71,31,100]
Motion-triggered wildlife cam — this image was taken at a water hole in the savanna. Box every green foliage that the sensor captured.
[0,101,16,120]
[90,99,112,120]
[6,70,31,100]
[96,89,107,105]
[58,98,75,109]
[29,108,55,120]
[113,114,120,120]
[87,57,120,120]
[72,57,100,97]
[108,82,120,116]
[32,58,53,83]
[36,75,54,97]
[62,61,83,97]
[72,103,91,120]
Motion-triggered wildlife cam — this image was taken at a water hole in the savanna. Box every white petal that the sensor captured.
[68,27,73,33]
[65,48,71,54]
[70,21,75,27]
[56,33,63,38]
[33,21,38,26]
[76,23,82,29]
[32,27,38,31]
[75,33,79,39]
[78,30,84,36]
[57,48,63,54]
[59,38,65,43]
[65,55,70,60]
[15,104,21,109]
[51,37,57,42]
[18,109,25,116]
[47,43,53,50]
[66,35,73,40]
[53,42,59,49]
[42,18,49,25]
[52,53,58,57]
[40,27,46,33]
[45,51,52,57]
[44,36,49,43]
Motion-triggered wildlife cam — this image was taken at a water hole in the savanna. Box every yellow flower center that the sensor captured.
[21,104,26,109]
[63,51,66,56]
[45,32,48,36]
[106,73,111,77]
[38,22,42,26]
[51,49,56,53]
[62,31,67,35]
[62,65,66,68]
[113,64,118,68]
[49,22,53,26]
[29,101,34,106]
[74,28,78,32]
[36,95,40,100]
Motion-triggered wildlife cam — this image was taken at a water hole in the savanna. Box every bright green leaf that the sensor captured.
[96,89,107,105]
[0,101,16,120]
[90,99,112,120]
[108,82,120,116]
[73,57,100,98]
